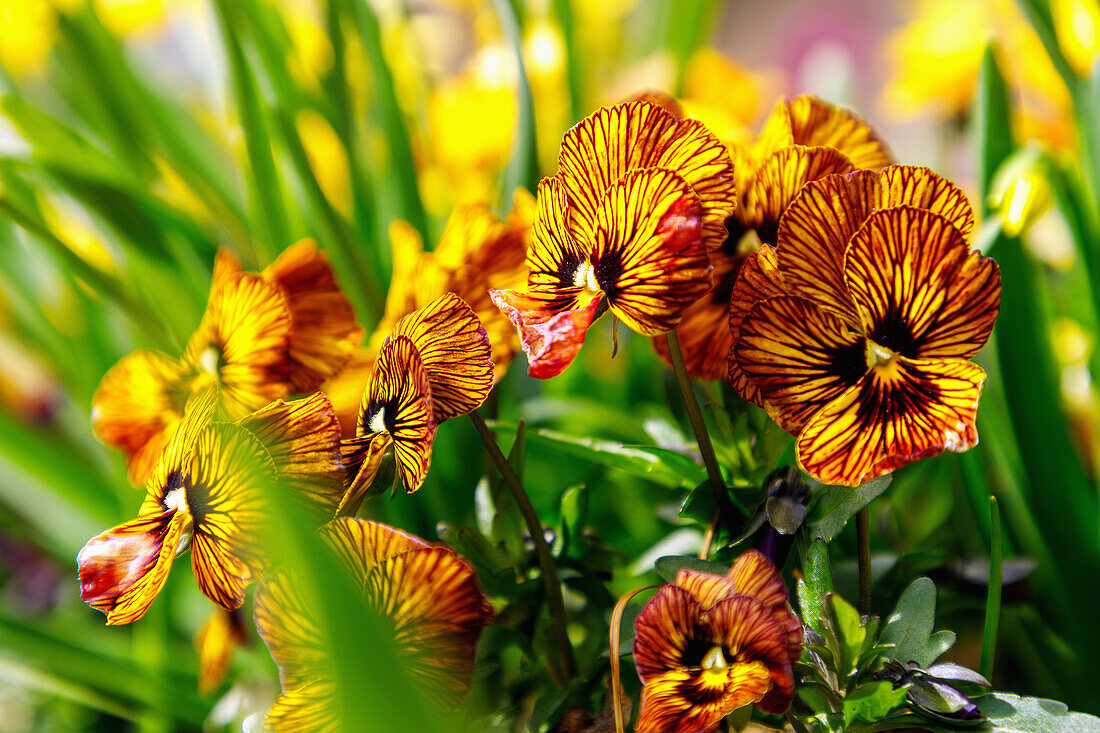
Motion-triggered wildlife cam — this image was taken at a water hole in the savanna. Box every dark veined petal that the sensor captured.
[489,288,602,379]
[254,567,325,692]
[360,336,436,492]
[145,383,218,505]
[184,257,293,419]
[527,176,588,293]
[263,239,364,394]
[739,144,855,245]
[635,663,771,733]
[776,169,879,324]
[728,549,788,609]
[320,518,430,581]
[846,207,999,360]
[653,250,745,380]
[786,95,894,171]
[195,607,246,695]
[391,293,495,421]
[796,356,985,487]
[633,585,701,681]
[734,295,867,435]
[877,165,975,237]
[77,511,188,625]
[234,392,344,517]
[337,433,393,517]
[728,245,787,407]
[674,568,738,609]
[592,167,711,336]
[364,545,495,710]
[90,350,194,486]
[558,101,735,253]
[187,423,272,610]
[265,681,338,733]
[710,595,794,714]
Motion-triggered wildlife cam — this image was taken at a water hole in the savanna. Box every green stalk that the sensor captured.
[856,505,872,616]
[494,0,539,198]
[469,410,576,683]
[665,331,737,536]
[980,495,1003,680]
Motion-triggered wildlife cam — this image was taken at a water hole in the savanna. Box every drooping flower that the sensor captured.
[339,293,494,509]
[728,165,1000,486]
[654,94,893,379]
[324,195,530,437]
[491,100,735,379]
[632,549,802,733]
[253,517,495,730]
[92,241,362,485]
[78,386,344,624]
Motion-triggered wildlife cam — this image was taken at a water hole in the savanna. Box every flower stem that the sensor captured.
[980,495,1003,680]
[469,410,577,682]
[857,505,872,615]
[665,330,737,536]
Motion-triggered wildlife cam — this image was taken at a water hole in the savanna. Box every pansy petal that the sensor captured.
[527,176,588,292]
[490,288,601,379]
[195,607,246,695]
[741,145,855,245]
[91,350,193,486]
[188,424,272,610]
[391,293,494,421]
[254,568,324,691]
[593,167,711,336]
[654,250,744,379]
[728,245,787,407]
[786,95,894,171]
[877,165,975,237]
[265,682,338,733]
[734,295,867,435]
[77,511,187,625]
[777,169,879,323]
[633,585,701,681]
[728,549,788,609]
[846,207,999,360]
[796,357,985,487]
[635,663,771,733]
[337,433,393,517]
[320,517,430,580]
[558,101,735,253]
[264,239,364,393]
[365,546,494,710]
[146,383,218,503]
[363,336,436,492]
[235,392,344,516]
[673,569,737,609]
[184,267,292,419]
[710,595,794,714]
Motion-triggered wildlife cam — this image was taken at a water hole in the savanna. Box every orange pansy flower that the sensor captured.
[78,387,344,624]
[729,165,1000,486]
[656,95,893,379]
[92,241,362,485]
[253,518,495,730]
[339,294,494,509]
[633,550,802,733]
[491,100,735,379]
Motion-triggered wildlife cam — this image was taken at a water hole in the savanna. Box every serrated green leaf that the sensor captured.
[798,537,834,632]
[842,681,908,727]
[975,693,1100,732]
[822,593,864,680]
[880,577,954,667]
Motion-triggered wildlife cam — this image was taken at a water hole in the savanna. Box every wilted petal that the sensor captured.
[490,288,601,379]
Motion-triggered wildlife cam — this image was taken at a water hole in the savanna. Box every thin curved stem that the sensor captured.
[857,505,872,615]
[665,330,738,537]
[469,410,577,682]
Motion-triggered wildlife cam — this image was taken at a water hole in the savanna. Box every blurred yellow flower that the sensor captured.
[1052,0,1100,76]
[296,109,352,217]
[0,1,58,76]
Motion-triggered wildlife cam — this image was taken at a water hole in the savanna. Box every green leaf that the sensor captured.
[880,577,955,667]
[558,484,588,557]
[493,0,539,198]
[808,475,892,542]
[654,555,730,583]
[487,422,707,489]
[821,593,865,680]
[975,692,1100,732]
[798,537,834,632]
[842,681,908,727]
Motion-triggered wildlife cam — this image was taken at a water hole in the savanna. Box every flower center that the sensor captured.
[199,346,220,377]
[572,261,600,295]
[368,408,386,435]
[700,645,728,671]
[164,488,188,514]
[865,340,898,370]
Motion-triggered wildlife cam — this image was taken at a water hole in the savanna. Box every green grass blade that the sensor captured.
[980,495,1003,680]
[494,0,540,198]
